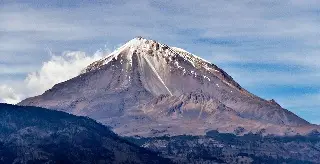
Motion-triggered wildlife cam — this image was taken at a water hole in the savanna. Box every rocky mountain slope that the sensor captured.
[19,37,319,136]
[0,103,171,164]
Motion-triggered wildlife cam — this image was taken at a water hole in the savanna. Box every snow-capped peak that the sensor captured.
[81,37,245,94]
[84,37,214,73]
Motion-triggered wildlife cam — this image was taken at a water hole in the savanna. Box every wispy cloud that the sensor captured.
[211,51,320,70]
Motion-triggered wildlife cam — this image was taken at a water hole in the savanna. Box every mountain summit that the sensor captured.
[19,37,318,136]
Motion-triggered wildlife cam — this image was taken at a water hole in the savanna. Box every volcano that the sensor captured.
[19,37,319,137]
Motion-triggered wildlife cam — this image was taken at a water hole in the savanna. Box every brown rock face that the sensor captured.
[19,37,319,137]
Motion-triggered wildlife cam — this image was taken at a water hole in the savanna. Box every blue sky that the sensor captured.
[0,0,319,124]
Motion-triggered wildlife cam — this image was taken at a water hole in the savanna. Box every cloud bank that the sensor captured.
[0,85,19,104]
[0,50,106,104]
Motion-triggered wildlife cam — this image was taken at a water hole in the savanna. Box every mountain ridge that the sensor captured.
[19,37,318,137]
[0,103,172,163]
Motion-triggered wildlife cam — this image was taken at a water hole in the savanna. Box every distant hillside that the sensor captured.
[126,131,320,163]
[0,103,171,164]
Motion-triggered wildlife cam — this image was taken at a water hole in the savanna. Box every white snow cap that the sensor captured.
[83,36,214,72]
[104,36,211,66]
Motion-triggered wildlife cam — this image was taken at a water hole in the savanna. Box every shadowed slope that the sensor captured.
[0,103,171,164]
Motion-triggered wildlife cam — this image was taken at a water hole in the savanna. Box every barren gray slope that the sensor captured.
[19,37,318,136]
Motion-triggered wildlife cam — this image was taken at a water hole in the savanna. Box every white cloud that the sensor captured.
[0,50,106,104]
[0,85,20,104]
[24,51,105,96]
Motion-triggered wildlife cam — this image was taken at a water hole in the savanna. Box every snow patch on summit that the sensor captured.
[84,37,216,75]
[81,37,247,95]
